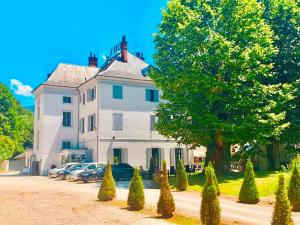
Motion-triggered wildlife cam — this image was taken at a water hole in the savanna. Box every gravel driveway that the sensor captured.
[0,175,171,225]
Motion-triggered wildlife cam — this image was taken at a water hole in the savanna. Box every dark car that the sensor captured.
[57,163,85,180]
[82,163,134,182]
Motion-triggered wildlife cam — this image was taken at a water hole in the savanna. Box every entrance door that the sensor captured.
[152,148,160,170]
[113,148,122,164]
[175,148,182,168]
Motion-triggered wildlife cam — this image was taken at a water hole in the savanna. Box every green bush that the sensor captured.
[271,174,294,225]
[176,159,188,191]
[288,165,300,211]
[127,168,145,210]
[200,166,221,225]
[157,160,175,218]
[238,159,259,204]
[208,162,220,196]
[153,170,162,188]
[98,163,116,201]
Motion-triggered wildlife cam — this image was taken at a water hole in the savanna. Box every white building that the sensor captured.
[33,36,205,175]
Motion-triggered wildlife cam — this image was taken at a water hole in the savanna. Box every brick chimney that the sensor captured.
[88,52,98,67]
[121,35,128,63]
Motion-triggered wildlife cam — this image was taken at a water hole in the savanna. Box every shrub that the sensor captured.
[176,159,188,191]
[153,170,162,188]
[288,165,300,211]
[148,157,155,180]
[238,159,259,204]
[271,174,294,225]
[200,166,221,225]
[98,163,116,201]
[208,162,220,196]
[127,168,145,210]
[157,160,175,218]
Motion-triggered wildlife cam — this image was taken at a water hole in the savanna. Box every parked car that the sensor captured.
[81,165,106,183]
[82,163,134,182]
[48,163,78,178]
[57,163,85,180]
[69,163,99,181]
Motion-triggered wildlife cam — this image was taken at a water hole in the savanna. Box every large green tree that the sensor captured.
[152,0,289,172]
[261,0,300,169]
[0,82,33,161]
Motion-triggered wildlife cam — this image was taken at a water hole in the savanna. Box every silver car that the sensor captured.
[69,163,98,181]
[48,163,78,178]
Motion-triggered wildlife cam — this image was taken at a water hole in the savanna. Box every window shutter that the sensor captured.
[119,114,123,130]
[93,114,96,130]
[122,148,128,163]
[146,148,151,169]
[154,90,159,102]
[150,115,156,130]
[145,89,150,101]
[170,148,175,167]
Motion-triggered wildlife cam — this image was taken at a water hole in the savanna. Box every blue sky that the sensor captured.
[0,0,167,106]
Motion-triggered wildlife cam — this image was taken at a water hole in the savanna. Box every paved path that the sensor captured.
[1,176,299,225]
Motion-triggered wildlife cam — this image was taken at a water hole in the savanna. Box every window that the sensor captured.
[87,87,96,102]
[63,96,72,104]
[113,85,123,99]
[150,115,157,130]
[62,141,72,149]
[79,118,85,133]
[83,93,86,105]
[88,114,96,131]
[113,113,123,131]
[146,89,159,102]
[62,112,72,127]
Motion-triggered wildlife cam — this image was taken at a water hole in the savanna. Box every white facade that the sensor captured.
[33,38,205,175]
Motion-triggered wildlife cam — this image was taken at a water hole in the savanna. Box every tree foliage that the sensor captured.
[157,160,175,218]
[288,164,300,211]
[98,163,116,201]
[176,159,188,191]
[239,159,260,204]
[271,174,294,225]
[127,168,145,210]
[0,82,33,161]
[261,0,300,167]
[200,165,221,225]
[152,0,290,172]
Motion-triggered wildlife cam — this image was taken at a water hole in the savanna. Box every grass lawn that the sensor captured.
[169,170,287,197]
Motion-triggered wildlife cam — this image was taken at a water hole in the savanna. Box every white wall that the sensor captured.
[78,78,98,161]
[98,80,164,140]
[34,86,79,174]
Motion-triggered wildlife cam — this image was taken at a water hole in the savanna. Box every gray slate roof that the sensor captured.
[97,52,151,81]
[44,63,99,87]
[40,52,151,90]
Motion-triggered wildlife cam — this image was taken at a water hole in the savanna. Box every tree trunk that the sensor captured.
[211,130,229,173]
[267,139,281,170]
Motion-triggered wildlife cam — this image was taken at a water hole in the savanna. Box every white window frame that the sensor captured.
[62,96,72,104]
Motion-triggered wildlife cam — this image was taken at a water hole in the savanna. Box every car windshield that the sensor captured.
[69,164,83,170]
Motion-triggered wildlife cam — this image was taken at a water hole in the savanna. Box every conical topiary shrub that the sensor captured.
[127,168,145,210]
[200,166,221,225]
[157,160,175,218]
[208,162,220,196]
[288,165,300,211]
[176,159,188,191]
[271,174,294,225]
[238,159,259,204]
[98,163,116,201]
